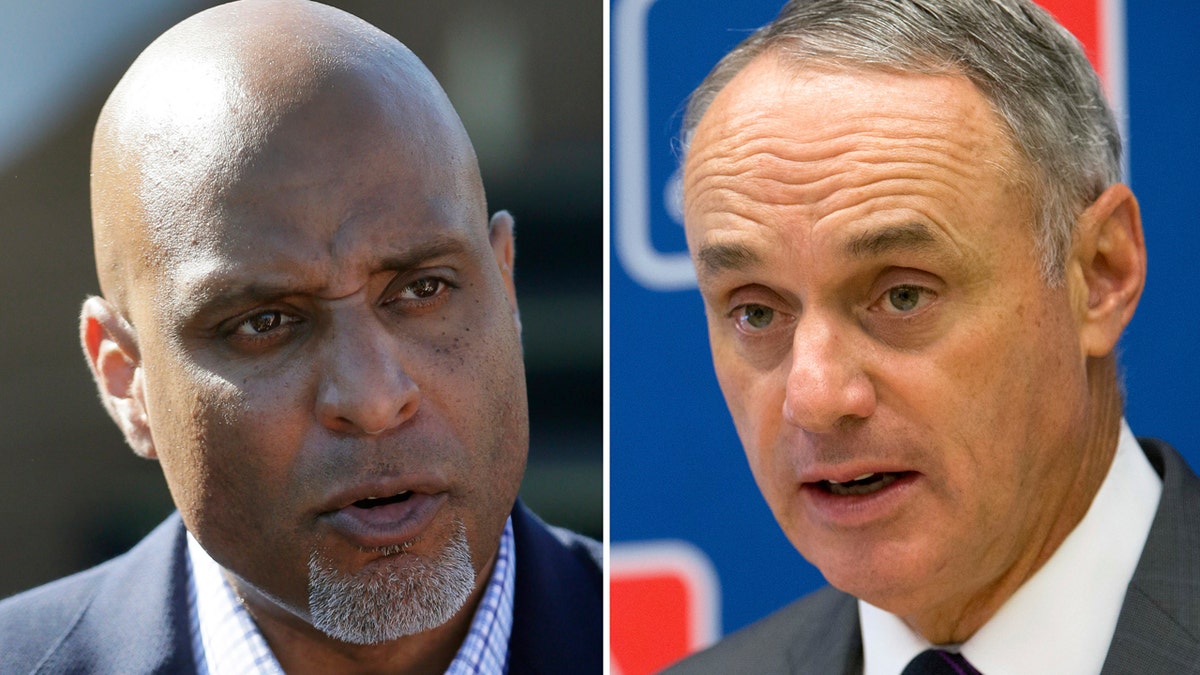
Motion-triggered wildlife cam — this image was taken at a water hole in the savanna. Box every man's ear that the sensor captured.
[1072,184,1146,358]
[80,296,156,459]
[488,210,521,333]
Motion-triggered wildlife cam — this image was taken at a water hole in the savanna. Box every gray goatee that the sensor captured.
[307,520,475,644]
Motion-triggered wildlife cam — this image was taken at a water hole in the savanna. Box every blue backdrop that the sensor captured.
[610,0,1200,642]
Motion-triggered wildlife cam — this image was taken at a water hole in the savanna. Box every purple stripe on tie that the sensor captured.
[902,648,982,675]
[938,650,983,675]
[936,651,968,675]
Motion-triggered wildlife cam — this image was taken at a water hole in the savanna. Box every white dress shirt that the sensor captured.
[860,420,1162,675]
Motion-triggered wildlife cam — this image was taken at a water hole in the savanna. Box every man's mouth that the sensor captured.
[352,491,413,509]
[324,490,446,549]
[817,472,906,496]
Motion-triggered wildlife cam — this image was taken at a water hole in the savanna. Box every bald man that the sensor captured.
[0,1,600,673]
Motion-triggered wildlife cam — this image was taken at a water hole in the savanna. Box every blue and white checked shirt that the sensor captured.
[186,517,516,674]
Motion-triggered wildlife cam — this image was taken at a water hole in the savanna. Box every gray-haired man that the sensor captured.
[668,0,1198,672]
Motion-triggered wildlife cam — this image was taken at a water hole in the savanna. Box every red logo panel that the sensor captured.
[610,542,720,675]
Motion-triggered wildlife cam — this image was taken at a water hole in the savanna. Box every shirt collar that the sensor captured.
[446,515,516,674]
[860,419,1163,675]
[187,516,516,675]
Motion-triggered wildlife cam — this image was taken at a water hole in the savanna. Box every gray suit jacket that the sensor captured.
[665,438,1200,674]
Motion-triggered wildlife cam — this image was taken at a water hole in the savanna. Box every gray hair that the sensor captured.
[682,0,1122,282]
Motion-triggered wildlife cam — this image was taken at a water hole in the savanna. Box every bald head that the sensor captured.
[91,0,479,317]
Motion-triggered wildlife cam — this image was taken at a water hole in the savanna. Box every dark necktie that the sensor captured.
[900,649,983,675]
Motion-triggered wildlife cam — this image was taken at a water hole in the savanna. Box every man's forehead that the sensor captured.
[683,57,1028,232]
[147,150,483,271]
[685,54,1019,171]
[130,64,465,206]
[683,60,1028,294]
[109,69,481,317]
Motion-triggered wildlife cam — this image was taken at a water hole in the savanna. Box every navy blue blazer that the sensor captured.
[0,501,601,674]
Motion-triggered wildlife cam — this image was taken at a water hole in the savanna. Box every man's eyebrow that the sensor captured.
[845,223,940,258]
[695,242,762,276]
[694,223,947,283]
[373,235,471,272]
[179,235,473,316]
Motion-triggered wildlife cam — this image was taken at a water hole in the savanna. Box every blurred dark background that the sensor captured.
[0,0,601,599]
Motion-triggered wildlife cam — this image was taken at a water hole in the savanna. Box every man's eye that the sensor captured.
[233,311,296,336]
[398,278,446,300]
[881,285,933,314]
[733,304,776,331]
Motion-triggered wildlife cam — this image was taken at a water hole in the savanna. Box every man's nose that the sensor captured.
[315,317,419,436]
[782,317,876,433]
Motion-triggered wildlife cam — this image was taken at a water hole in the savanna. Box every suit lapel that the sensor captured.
[507,501,602,674]
[36,514,194,674]
[785,588,863,675]
[1101,439,1200,674]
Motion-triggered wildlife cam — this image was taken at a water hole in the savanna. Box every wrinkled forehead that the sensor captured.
[681,55,1030,223]
[687,54,1021,167]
